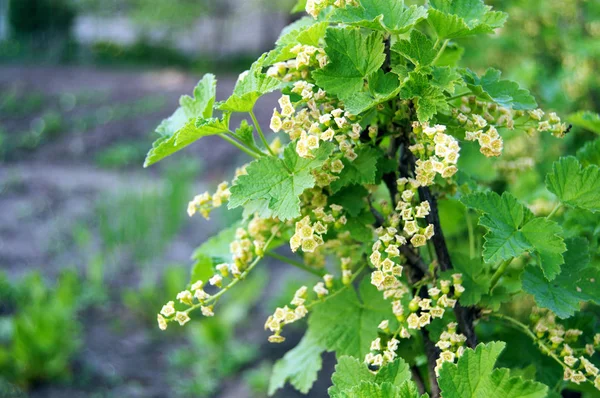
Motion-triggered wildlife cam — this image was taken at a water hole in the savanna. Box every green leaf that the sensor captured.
[545,157,600,213]
[345,209,376,243]
[145,74,220,167]
[233,119,256,149]
[268,331,325,395]
[266,18,328,64]
[229,142,334,221]
[392,29,437,68]
[313,27,385,101]
[218,54,284,112]
[431,66,462,94]
[520,218,566,282]
[144,116,230,167]
[328,0,427,34]
[427,0,507,40]
[576,139,600,167]
[330,146,382,193]
[438,342,548,398]
[461,192,566,280]
[329,185,369,217]
[343,70,401,115]
[329,356,412,398]
[309,278,394,359]
[400,71,449,122]
[523,237,600,319]
[568,111,600,135]
[462,68,537,110]
[341,381,401,398]
[156,74,216,137]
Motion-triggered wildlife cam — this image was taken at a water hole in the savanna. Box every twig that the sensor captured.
[411,365,427,396]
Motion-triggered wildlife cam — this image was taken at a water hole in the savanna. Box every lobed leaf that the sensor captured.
[328,0,427,34]
[462,191,566,280]
[545,156,600,213]
[462,68,537,110]
[428,0,507,40]
[523,237,600,319]
[145,74,220,167]
[313,27,385,101]
[268,331,325,395]
[229,142,335,221]
[308,279,394,359]
[438,342,548,398]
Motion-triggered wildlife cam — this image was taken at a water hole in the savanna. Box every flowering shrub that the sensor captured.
[144,1,600,396]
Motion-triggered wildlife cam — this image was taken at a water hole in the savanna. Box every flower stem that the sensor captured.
[266,251,326,277]
[183,229,280,316]
[218,133,262,159]
[546,203,562,220]
[489,258,513,291]
[432,39,450,65]
[466,209,476,259]
[489,313,567,369]
[250,110,277,157]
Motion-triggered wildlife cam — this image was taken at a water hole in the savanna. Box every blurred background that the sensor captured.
[0,0,598,397]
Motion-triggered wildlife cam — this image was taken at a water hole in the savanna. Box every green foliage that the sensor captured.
[218,55,284,113]
[329,356,413,397]
[461,191,566,279]
[145,74,222,167]
[328,0,427,34]
[229,143,335,220]
[438,342,548,398]
[545,157,600,213]
[523,237,599,319]
[269,331,325,395]
[462,68,537,110]
[568,111,600,135]
[144,1,600,397]
[0,271,82,388]
[313,27,385,103]
[427,0,507,39]
[308,279,394,359]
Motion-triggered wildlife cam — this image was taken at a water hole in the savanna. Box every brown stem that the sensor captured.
[411,366,427,396]
[422,328,442,398]
[417,186,479,349]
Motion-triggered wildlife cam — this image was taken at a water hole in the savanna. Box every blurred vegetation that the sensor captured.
[0,271,82,389]
[8,0,75,37]
[95,162,196,264]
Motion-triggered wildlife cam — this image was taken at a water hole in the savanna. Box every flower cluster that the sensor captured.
[410,122,460,186]
[187,182,230,219]
[264,286,309,343]
[405,275,463,331]
[369,229,407,300]
[454,97,568,159]
[464,125,504,157]
[434,322,467,375]
[290,215,328,253]
[528,109,568,138]
[530,308,600,389]
[364,335,401,371]
[270,93,362,161]
[267,46,328,82]
[157,216,277,330]
[306,0,357,19]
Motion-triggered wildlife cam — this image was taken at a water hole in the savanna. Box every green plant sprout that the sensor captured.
[144,1,600,396]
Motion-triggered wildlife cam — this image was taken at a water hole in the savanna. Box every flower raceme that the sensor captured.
[143,0,599,396]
